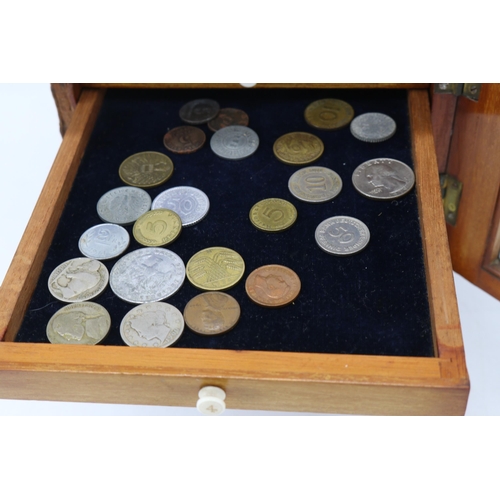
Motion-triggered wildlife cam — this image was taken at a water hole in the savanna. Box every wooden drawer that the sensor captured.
[0,84,469,415]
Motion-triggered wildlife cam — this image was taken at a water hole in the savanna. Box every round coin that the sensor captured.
[352,158,415,200]
[208,108,249,132]
[350,112,396,142]
[186,247,245,291]
[110,248,185,303]
[250,198,297,232]
[288,166,342,203]
[119,151,174,188]
[97,186,152,226]
[133,209,182,246]
[163,126,206,154]
[315,216,370,256]
[48,258,109,303]
[46,302,111,345]
[210,125,259,160]
[245,265,301,307]
[184,292,240,335]
[304,98,354,130]
[179,99,220,124]
[120,302,184,348]
[273,132,324,165]
[152,186,210,227]
[78,223,130,260]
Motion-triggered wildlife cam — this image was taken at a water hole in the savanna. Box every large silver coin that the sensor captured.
[78,223,130,260]
[352,158,415,200]
[210,125,259,160]
[350,112,396,142]
[48,258,109,303]
[46,302,111,345]
[315,216,370,256]
[110,248,185,303]
[97,186,151,226]
[288,166,343,203]
[179,99,220,125]
[152,186,210,227]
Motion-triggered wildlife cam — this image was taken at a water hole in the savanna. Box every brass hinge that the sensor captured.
[440,174,463,226]
[434,83,481,102]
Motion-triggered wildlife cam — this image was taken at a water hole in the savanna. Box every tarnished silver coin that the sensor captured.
[110,248,185,303]
[152,186,210,227]
[120,302,185,348]
[179,99,220,124]
[315,216,370,256]
[210,125,259,160]
[47,302,111,345]
[350,112,396,142]
[352,158,415,200]
[288,166,343,203]
[78,223,130,260]
[48,258,109,303]
[97,186,151,226]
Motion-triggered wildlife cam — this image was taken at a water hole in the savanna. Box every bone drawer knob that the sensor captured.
[197,386,226,415]
[240,83,256,88]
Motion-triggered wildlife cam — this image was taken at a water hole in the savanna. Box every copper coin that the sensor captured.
[163,126,206,154]
[184,292,241,335]
[245,265,301,307]
[208,108,250,132]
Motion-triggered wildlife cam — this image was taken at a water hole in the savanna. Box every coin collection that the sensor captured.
[45,96,415,348]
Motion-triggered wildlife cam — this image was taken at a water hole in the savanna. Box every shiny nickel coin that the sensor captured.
[315,216,370,256]
[78,223,130,260]
[97,186,151,226]
[350,112,396,143]
[210,125,259,160]
[208,108,249,132]
[288,166,342,203]
[179,99,220,124]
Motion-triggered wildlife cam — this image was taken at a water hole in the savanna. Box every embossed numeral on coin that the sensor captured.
[262,207,284,221]
[329,225,354,244]
[305,174,327,191]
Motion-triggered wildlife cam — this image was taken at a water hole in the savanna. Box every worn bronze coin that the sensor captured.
[304,98,354,130]
[250,198,297,232]
[163,126,206,154]
[184,292,241,335]
[245,265,301,307]
[119,151,174,188]
[133,209,182,247]
[208,108,250,132]
[273,132,324,165]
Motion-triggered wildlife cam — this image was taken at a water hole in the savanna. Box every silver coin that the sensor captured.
[152,186,210,227]
[97,186,151,226]
[350,112,396,143]
[179,99,220,125]
[288,166,343,203]
[110,248,185,303]
[48,257,109,303]
[210,125,259,160]
[78,223,130,260]
[47,302,111,345]
[315,216,370,256]
[352,158,415,200]
[120,302,185,348]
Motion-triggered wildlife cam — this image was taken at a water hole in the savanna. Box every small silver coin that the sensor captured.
[210,125,259,160]
[97,186,151,226]
[350,112,396,143]
[288,166,343,203]
[152,186,210,227]
[48,257,109,303]
[78,223,130,260]
[179,99,220,124]
[352,158,415,200]
[315,216,370,256]
[110,248,185,304]
[120,302,185,348]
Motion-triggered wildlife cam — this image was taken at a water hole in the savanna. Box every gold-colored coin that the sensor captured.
[119,151,174,188]
[250,198,297,232]
[133,209,182,247]
[304,98,354,130]
[186,247,245,291]
[273,132,324,165]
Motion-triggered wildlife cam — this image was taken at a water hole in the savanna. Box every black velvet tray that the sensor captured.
[16,87,434,357]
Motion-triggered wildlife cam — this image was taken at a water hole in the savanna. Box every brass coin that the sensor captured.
[184,292,241,335]
[133,209,182,247]
[304,98,354,130]
[119,151,174,188]
[273,132,324,165]
[186,247,245,291]
[245,265,301,307]
[250,198,297,232]
[163,126,206,154]
[208,108,250,132]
